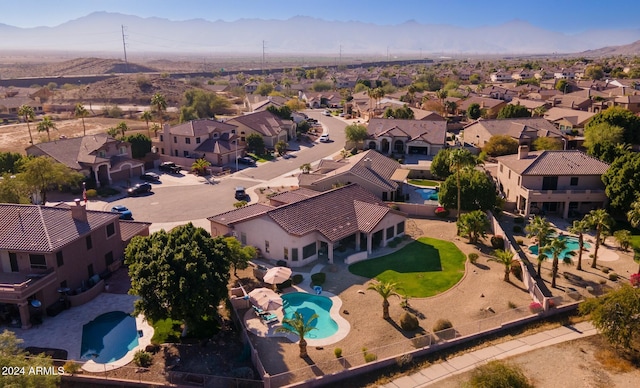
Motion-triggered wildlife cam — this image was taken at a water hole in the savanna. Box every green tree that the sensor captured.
[151,92,167,128]
[430,148,452,179]
[246,133,265,155]
[75,103,89,136]
[525,216,553,277]
[532,137,563,151]
[275,311,318,358]
[0,152,25,174]
[191,158,211,175]
[151,123,161,138]
[614,229,631,251]
[115,121,128,139]
[312,81,333,92]
[585,106,640,144]
[497,104,531,119]
[285,98,306,111]
[584,209,615,268]
[181,90,231,121]
[457,210,490,244]
[299,163,311,174]
[449,149,481,221]
[483,135,519,156]
[439,169,496,212]
[106,127,119,138]
[123,133,152,158]
[567,219,589,271]
[489,249,516,282]
[467,360,533,388]
[266,105,292,120]
[603,152,640,213]
[585,65,604,80]
[37,116,57,142]
[532,106,547,117]
[125,223,231,335]
[344,123,368,143]
[541,237,575,288]
[467,103,482,120]
[0,173,29,203]
[18,104,35,144]
[20,156,83,204]
[584,122,624,157]
[224,236,256,277]
[0,330,61,387]
[367,281,399,319]
[255,82,274,96]
[627,200,640,229]
[141,110,153,137]
[435,89,448,114]
[275,140,289,156]
[555,79,569,93]
[579,284,640,351]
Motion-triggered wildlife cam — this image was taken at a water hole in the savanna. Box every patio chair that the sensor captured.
[261,314,278,324]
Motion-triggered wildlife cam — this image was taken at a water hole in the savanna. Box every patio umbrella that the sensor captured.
[263,266,292,285]
[248,288,283,311]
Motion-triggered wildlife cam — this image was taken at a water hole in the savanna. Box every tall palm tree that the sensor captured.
[448,148,478,225]
[567,219,589,271]
[275,311,318,358]
[141,111,153,137]
[367,281,399,319]
[525,216,553,277]
[37,116,56,142]
[74,103,89,136]
[151,93,167,128]
[18,104,35,144]
[489,249,516,282]
[436,89,448,115]
[627,200,640,229]
[116,121,128,139]
[541,238,575,288]
[150,123,161,138]
[584,209,614,269]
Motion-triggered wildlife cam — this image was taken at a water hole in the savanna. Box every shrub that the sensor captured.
[292,274,303,285]
[468,253,479,264]
[511,264,523,281]
[435,206,449,218]
[508,301,517,309]
[334,348,342,358]
[513,225,522,233]
[362,348,377,363]
[399,312,420,331]
[63,361,82,374]
[631,273,640,287]
[514,216,525,224]
[432,318,453,332]
[608,272,618,281]
[490,235,504,249]
[601,267,610,274]
[529,302,543,313]
[516,238,524,245]
[467,360,533,388]
[395,353,413,368]
[133,350,152,367]
[85,189,97,198]
[311,272,326,286]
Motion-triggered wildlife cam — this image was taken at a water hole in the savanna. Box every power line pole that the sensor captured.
[121,25,129,73]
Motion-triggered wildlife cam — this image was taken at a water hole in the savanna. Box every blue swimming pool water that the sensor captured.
[81,311,138,363]
[529,235,591,260]
[281,293,338,339]
[416,188,439,201]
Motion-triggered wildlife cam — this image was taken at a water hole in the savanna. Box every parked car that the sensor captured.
[128,183,152,196]
[319,134,330,143]
[111,205,133,220]
[237,156,256,166]
[159,161,181,173]
[322,110,331,116]
[235,186,247,200]
[140,172,160,182]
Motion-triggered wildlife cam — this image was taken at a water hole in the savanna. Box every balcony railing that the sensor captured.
[0,267,56,301]
[526,188,606,196]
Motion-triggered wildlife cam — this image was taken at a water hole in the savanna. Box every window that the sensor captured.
[105,251,114,266]
[386,226,395,239]
[87,264,94,278]
[183,151,189,157]
[161,148,165,154]
[9,252,18,272]
[397,221,405,234]
[196,137,201,144]
[542,176,558,190]
[29,254,47,270]
[173,136,177,143]
[570,177,579,186]
[284,247,289,260]
[292,248,299,261]
[265,240,270,253]
[185,138,191,144]
[160,135,164,141]
[240,232,246,245]
[213,133,218,138]
[86,235,93,250]
[302,242,316,259]
[56,251,64,267]
[106,223,115,237]
[119,146,127,154]
[99,150,106,158]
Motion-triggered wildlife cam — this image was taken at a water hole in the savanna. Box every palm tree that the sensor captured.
[525,216,553,277]
[275,311,318,358]
[457,210,489,243]
[567,219,589,271]
[191,158,211,176]
[367,281,399,319]
[18,104,35,144]
[299,163,311,174]
[150,123,161,138]
[116,121,128,139]
[37,116,56,142]
[74,103,89,136]
[436,89,448,115]
[541,238,575,288]
[584,209,614,269]
[489,249,516,282]
[627,200,640,229]
[141,111,153,137]
[448,148,478,225]
[151,93,167,128]
[106,127,119,138]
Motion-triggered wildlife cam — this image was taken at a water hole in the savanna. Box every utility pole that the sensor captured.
[121,25,129,73]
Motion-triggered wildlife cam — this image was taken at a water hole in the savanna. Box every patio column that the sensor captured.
[563,201,570,219]
[524,195,531,217]
[106,166,112,185]
[18,302,31,330]
[355,232,361,251]
[93,168,101,188]
[382,228,387,247]
[327,242,334,264]
[367,233,372,254]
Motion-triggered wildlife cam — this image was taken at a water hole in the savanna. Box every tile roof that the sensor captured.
[25,134,121,170]
[497,150,610,176]
[543,107,595,126]
[168,119,237,137]
[0,204,120,253]
[226,110,292,137]
[194,133,237,154]
[268,188,320,205]
[208,203,274,225]
[464,117,561,139]
[367,118,447,145]
[119,220,151,242]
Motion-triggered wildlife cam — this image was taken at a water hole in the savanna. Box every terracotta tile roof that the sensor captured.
[226,110,292,137]
[119,220,151,242]
[268,188,320,205]
[0,204,120,253]
[208,203,274,226]
[168,119,237,137]
[464,117,562,139]
[367,118,446,145]
[543,107,595,127]
[497,150,610,176]
[25,135,122,170]
[457,96,505,111]
[194,133,237,154]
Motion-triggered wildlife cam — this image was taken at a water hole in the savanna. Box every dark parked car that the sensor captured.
[140,172,160,182]
[235,186,247,200]
[128,183,152,196]
[237,156,256,166]
[111,205,133,220]
[159,161,181,173]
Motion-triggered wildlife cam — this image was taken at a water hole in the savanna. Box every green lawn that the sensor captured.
[349,237,466,298]
[248,152,274,162]
[408,179,441,187]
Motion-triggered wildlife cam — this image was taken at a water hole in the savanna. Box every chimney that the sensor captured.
[517,145,529,160]
[363,157,372,169]
[71,199,87,222]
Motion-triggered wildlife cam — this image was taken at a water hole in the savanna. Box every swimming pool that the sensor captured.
[529,235,591,260]
[416,188,439,201]
[281,293,338,339]
[81,311,139,364]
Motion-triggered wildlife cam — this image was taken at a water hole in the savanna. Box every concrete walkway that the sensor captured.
[382,321,597,388]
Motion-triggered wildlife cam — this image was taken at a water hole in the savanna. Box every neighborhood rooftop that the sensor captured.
[497,150,610,176]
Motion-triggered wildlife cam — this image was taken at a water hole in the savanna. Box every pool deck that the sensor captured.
[8,293,153,372]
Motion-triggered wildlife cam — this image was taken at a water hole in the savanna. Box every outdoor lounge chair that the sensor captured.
[261,314,278,324]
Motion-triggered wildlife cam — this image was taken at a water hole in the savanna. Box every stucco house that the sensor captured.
[364,118,447,156]
[225,110,296,149]
[543,107,595,134]
[208,184,407,267]
[456,96,507,118]
[462,117,563,148]
[0,201,149,328]
[495,147,609,218]
[26,134,143,187]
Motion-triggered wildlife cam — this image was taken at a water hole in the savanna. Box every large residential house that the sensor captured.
[543,107,595,134]
[208,184,407,267]
[364,118,447,156]
[462,117,562,148]
[225,110,296,149]
[26,134,143,187]
[298,150,408,201]
[456,96,507,118]
[155,119,243,167]
[495,147,609,218]
[0,201,149,328]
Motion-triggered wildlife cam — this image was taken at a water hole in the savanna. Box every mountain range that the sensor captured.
[2,12,640,56]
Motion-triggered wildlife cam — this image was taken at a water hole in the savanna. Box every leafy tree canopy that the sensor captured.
[266,105,292,120]
[483,135,519,156]
[532,136,563,151]
[344,124,368,142]
[497,104,531,119]
[0,152,25,174]
[585,106,640,144]
[312,81,333,92]
[246,133,265,155]
[0,330,61,387]
[180,90,232,122]
[467,103,482,120]
[124,133,152,158]
[383,105,414,119]
[430,148,452,179]
[225,237,256,276]
[602,152,640,213]
[0,172,29,203]
[255,82,274,96]
[20,156,83,204]
[440,168,497,212]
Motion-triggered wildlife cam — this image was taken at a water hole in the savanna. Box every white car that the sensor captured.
[319,134,330,143]
[322,110,331,116]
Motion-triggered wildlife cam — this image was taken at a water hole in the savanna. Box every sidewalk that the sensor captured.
[383,321,597,388]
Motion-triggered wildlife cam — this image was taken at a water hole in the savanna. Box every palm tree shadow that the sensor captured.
[302,356,324,376]
[472,262,490,270]
[403,305,426,320]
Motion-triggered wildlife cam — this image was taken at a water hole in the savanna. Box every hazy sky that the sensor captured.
[2,0,639,34]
